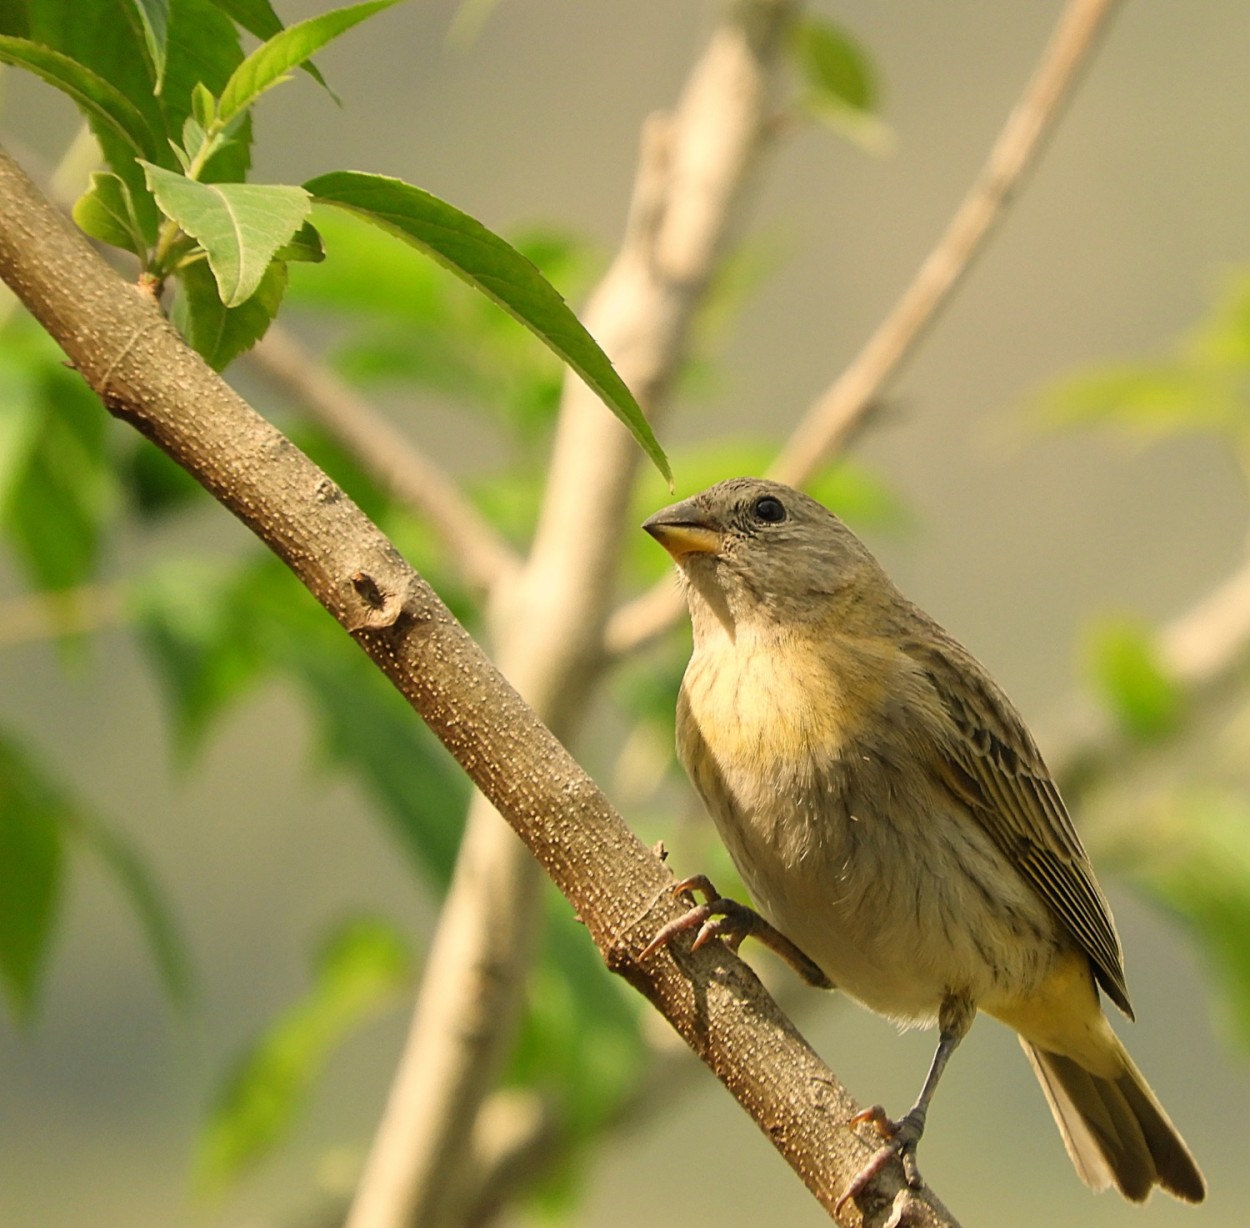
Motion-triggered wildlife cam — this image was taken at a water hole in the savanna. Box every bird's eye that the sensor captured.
[752,495,786,523]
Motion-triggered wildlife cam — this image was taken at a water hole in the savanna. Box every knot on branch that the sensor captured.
[346,569,405,632]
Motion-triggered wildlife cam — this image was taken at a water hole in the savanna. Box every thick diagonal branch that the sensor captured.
[0,143,957,1228]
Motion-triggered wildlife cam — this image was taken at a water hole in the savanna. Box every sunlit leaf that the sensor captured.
[306,170,670,484]
[205,0,331,90]
[1087,617,1183,741]
[216,0,398,124]
[143,162,309,306]
[196,916,413,1188]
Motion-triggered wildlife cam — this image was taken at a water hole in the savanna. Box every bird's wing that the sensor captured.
[901,631,1133,1018]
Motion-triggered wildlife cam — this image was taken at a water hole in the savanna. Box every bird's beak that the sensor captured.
[643,500,722,560]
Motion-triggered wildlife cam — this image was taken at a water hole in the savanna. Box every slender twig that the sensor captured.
[0,583,125,648]
[605,0,1124,660]
[345,6,803,1227]
[0,140,959,1228]
[251,324,519,596]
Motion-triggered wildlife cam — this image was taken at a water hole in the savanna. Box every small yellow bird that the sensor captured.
[642,477,1204,1205]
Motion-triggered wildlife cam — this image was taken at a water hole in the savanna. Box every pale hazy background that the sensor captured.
[2,2,1250,1225]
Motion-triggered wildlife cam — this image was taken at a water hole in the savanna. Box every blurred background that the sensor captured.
[2,1,1249,1225]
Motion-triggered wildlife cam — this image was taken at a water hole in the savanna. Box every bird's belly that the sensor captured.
[678,681,1058,1025]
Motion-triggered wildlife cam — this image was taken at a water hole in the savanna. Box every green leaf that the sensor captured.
[217,0,397,124]
[122,437,204,518]
[0,343,40,514]
[161,0,252,184]
[131,0,169,86]
[142,162,309,306]
[275,220,325,264]
[0,34,161,159]
[0,736,67,1019]
[196,916,413,1188]
[306,170,671,485]
[73,171,153,258]
[207,0,332,91]
[789,16,890,151]
[172,255,289,369]
[130,558,272,755]
[1126,790,1250,1050]
[75,814,194,1008]
[4,351,116,592]
[1086,617,1183,741]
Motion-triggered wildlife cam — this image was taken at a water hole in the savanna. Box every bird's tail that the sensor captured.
[1020,1036,1205,1203]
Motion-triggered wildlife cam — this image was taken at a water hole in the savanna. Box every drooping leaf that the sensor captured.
[172,254,289,369]
[0,343,40,514]
[196,916,413,1188]
[143,162,309,305]
[0,35,161,159]
[1087,617,1184,742]
[74,813,194,1008]
[216,0,398,125]
[306,170,671,484]
[73,170,154,257]
[0,736,67,1019]
[131,0,169,85]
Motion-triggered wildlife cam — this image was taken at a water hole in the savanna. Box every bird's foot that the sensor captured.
[638,874,832,989]
[835,1104,928,1212]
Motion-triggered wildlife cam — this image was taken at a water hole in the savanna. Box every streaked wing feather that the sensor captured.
[903,630,1133,1018]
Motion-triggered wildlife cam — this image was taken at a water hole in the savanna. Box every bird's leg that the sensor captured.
[638,874,833,989]
[836,995,973,1210]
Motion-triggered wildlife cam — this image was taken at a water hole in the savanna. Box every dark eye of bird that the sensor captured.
[752,495,786,523]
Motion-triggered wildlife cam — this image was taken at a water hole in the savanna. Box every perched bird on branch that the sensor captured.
[642,477,1205,1207]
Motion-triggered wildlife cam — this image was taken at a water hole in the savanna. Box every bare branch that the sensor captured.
[770,0,1122,485]
[250,324,519,596]
[0,583,124,648]
[606,0,1123,660]
[0,141,960,1228]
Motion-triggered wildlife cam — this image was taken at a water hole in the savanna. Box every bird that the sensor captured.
[640,476,1205,1206]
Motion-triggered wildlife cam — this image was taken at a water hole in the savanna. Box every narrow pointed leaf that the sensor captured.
[217,0,396,124]
[0,35,161,159]
[305,171,670,483]
[207,0,331,90]
[132,0,170,86]
[142,162,309,305]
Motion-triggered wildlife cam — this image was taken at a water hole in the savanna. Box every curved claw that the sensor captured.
[835,1106,929,1212]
